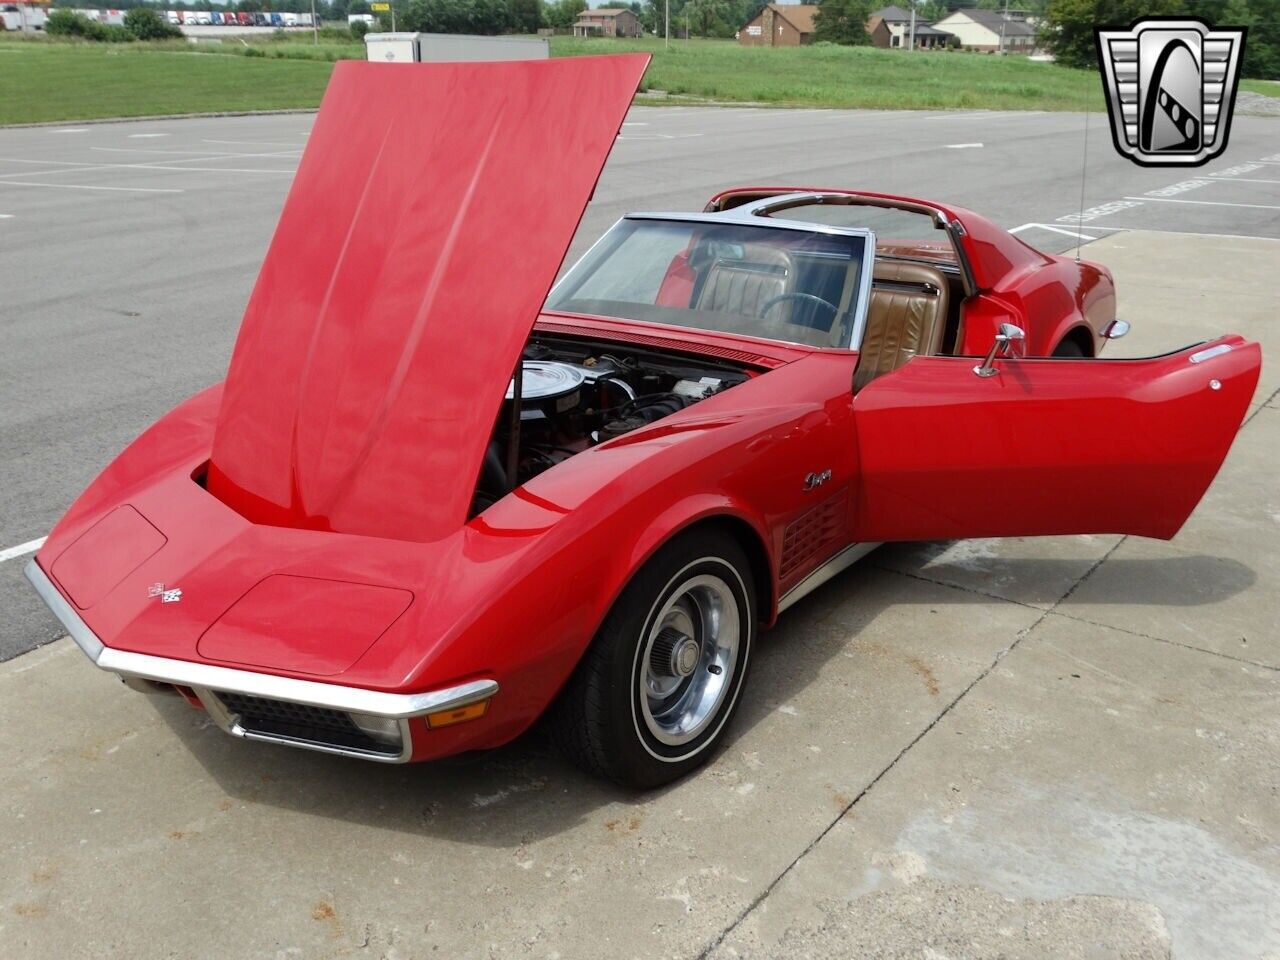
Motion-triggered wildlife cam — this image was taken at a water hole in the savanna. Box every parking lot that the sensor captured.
[2,105,1278,958]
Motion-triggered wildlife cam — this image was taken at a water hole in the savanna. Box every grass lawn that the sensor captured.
[562,36,1109,111]
[1,31,1276,126]
[0,39,334,124]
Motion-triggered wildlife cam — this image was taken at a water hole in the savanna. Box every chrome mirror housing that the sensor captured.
[1102,319,1130,340]
[974,323,1025,378]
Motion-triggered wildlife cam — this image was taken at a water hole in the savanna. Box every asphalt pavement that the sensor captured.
[3,105,1278,657]
[1,104,1279,959]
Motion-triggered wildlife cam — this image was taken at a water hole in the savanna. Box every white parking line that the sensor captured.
[946,143,984,149]
[0,213,12,219]
[114,164,296,175]
[925,111,1045,121]
[0,180,184,194]
[201,137,309,147]
[0,537,45,563]
[1055,227,1280,242]
[0,152,296,181]
[1010,222,1097,240]
[1122,196,1280,211]
[49,128,87,134]
[616,133,704,141]
[1208,175,1280,185]
[128,133,170,139]
[91,146,299,158]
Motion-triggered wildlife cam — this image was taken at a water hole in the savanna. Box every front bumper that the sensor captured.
[25,559,497,763]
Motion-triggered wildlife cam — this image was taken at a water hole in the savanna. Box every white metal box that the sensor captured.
[364,32,421,63]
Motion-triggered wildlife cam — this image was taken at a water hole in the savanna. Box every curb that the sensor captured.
[2,108,318,130]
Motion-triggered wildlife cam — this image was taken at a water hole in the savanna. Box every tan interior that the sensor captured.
[854,260,951,392]
[695,245,793,319]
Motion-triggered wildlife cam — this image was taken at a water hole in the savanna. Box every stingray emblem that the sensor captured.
[1096,18,1246,167]
[804,468,832,491]
[148,583,183,604]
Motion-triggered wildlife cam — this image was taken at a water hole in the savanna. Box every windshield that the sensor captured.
[547,218,870,349]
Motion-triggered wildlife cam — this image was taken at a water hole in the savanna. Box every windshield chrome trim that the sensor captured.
[625,208,876,240]
[602,213,876,351]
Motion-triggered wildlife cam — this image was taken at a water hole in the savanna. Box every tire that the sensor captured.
[551,528,757,789]
[1052,338,1088,358]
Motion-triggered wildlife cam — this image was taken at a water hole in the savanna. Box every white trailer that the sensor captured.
[364,31,418,62]
[363,32,550,63]
[297,12,313,26]
[418,33,549,61]
[281,11,298,26]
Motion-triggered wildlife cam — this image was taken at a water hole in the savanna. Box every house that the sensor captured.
[738,4,818,47]
[867,6,951,49]
[932,7,1036,51]
[572,8,643,38]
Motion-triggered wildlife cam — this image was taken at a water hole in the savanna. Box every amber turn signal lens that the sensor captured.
[426,699,489,729]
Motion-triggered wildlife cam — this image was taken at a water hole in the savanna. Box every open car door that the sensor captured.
[850,336,1261,542]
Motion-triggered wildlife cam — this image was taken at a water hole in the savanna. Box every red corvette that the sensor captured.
[27,57,1260,787]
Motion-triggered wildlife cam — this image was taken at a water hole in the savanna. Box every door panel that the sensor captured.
[851,336,1260,542]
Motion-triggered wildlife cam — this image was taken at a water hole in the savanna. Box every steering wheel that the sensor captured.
[759,292,838,323]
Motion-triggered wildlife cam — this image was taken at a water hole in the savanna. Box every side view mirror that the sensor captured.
[973,323,1025,378]
[1102,319,1130,340]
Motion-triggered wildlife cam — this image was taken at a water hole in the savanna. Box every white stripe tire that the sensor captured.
[551,528,756,789]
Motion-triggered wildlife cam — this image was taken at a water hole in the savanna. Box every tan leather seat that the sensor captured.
[695,245,792,320]
[854,260,950,392]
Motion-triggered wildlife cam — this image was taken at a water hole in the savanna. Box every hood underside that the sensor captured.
[208,55,649,543]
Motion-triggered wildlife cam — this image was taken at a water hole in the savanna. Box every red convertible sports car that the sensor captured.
[27,56,1260,787]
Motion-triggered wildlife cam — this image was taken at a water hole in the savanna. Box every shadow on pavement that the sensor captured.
[156,545,1254,846]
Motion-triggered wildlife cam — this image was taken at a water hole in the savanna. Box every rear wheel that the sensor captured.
[551,529,756,789]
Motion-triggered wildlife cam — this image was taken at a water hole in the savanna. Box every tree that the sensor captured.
[814,0,874,45]
[124,6,183,37]
[544,0,585,28]
[509,0,541,32]
[1043,0,1182,69]
[1043,0,1277,78]
[684,0,734,36]
[46,9,99,36]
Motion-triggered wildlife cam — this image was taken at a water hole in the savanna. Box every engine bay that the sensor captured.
[472,334,752,514]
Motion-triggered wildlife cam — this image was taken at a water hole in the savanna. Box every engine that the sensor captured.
[472,335,751,514]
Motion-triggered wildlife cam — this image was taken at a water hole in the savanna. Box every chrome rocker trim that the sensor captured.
[26,559,497,763]
[777,541,881,614]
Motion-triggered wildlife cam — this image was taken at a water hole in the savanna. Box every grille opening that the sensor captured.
[216,692,401,757]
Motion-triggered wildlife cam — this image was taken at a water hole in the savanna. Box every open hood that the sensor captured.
[208,55,649,542]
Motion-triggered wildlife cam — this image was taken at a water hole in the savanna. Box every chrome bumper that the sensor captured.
[25,559,497,763]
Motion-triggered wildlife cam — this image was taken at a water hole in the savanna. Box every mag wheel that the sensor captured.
[552,529,756,789]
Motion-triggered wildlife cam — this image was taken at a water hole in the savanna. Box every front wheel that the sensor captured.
[551,529,756,789]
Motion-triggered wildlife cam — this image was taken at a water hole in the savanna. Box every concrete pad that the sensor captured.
[1062,406,1279,668]
[874,534,1121,610]
[1082,231,1280,406]
[0,568,1041,960]
[711,614,1280,960]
